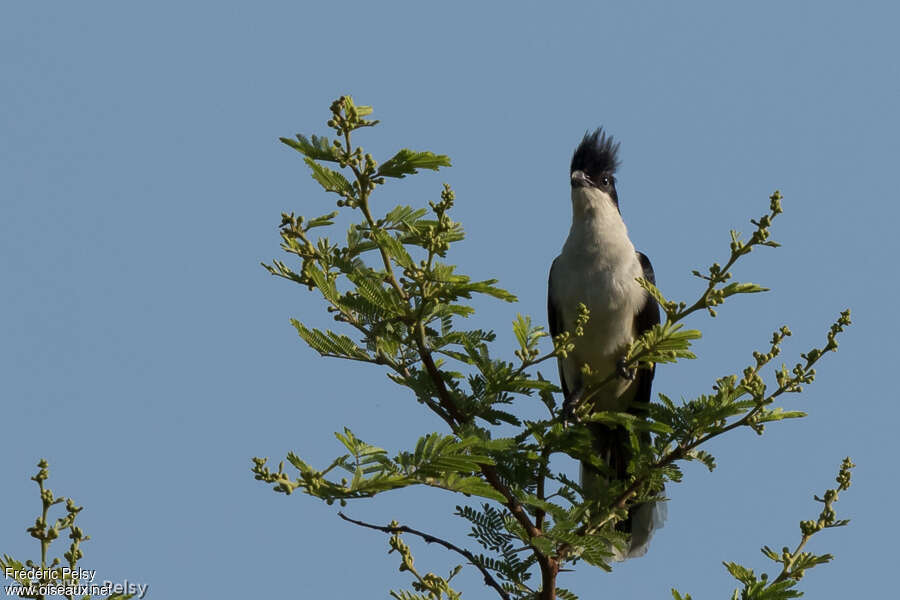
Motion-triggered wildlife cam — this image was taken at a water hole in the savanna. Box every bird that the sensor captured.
[547,128,665,559]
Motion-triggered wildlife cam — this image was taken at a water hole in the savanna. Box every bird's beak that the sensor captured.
[571,170,592,188]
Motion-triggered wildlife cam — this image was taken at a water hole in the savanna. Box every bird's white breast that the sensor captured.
[553,187,646,408]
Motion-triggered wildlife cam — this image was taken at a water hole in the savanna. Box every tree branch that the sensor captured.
[337,512,511,600]
[410,319,556,595]
[414,326,546,548]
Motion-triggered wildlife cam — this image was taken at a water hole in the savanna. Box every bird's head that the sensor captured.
[570,128,621,212]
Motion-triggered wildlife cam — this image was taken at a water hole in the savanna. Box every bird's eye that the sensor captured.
[600,176,611,186]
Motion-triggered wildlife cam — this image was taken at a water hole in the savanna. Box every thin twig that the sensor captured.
[771,534,812,585]
[337,512,511,600]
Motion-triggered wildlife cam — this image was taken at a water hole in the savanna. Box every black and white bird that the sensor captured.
[547,129,665,559]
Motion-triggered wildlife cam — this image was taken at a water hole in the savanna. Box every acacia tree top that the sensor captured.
[252,96,853,600]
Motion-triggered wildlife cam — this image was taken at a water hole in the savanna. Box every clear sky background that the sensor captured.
[2,2,897,598]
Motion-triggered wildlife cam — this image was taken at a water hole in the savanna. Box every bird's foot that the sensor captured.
[561,387,584,425]
[616,358,635,380]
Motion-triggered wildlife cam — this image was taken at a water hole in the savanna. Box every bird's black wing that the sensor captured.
[627,251,667,551]
[632,251,661,419]
[635,251,660,336]
[547,257,571,403]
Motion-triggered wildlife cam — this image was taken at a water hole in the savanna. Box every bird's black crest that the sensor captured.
[571,128,621,176]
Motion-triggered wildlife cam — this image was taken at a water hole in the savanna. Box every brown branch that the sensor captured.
[337,512,511,600]
[540,557,559,600]
[414,322,467,428]
[393,362,458,432]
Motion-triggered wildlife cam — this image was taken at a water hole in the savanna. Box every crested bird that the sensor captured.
[548,129,665,559]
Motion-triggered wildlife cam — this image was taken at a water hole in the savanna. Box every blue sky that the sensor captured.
[2,1,896,598]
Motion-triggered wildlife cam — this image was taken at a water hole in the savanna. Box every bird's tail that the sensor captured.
[580,424,666,561]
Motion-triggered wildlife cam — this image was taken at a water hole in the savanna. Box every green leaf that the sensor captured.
[347,267,406,317]
[512,314,531,349]
[425,473,506,502]
[724,561,756,585]
[757,408,807,423]
[305,264,340,305]
[721,282,770,297]
[512,314,547,358]
[637,277,670,309]
[383,204,429,227]
[350,472,417,494]
[307,211,339,229]
[377,149,452,179]
[629,322,702,365]
[791,551,833,571]
[543,528,615,570]
[587,411,673,434]
[291,320,372,361]
[520,494,570,522]
[455,504,514,551]
[454,279,518,302]
[280,134,340,162]
[434,304,477,320]
[390,591,430,600]
[304,157,353,197]
[686,449,717,471]
[397,433,496,476]
[335,428,388,459]
[371,229,416,270]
